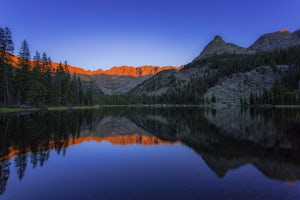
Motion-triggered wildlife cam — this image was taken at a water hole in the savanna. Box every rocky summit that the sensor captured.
[193,35,255,60]
[250,29,300,51]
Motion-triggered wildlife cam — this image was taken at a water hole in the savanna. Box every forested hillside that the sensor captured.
[0,27,94,106]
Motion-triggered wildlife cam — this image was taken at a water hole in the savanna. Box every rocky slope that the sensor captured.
[130,65,212,95]
[82,66,180,95]
[78,73,152,95]
[130,69,184,95]
[204,65,290,105]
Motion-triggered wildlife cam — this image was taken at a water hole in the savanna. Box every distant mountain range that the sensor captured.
[8,53,179,76]
[8,54,180,95]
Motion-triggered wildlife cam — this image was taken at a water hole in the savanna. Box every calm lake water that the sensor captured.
[0,107,299,200]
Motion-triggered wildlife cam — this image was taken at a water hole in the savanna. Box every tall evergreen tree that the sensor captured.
[17,40,31,104]
[64,60,70,74]
[62,61,71,104]
[33,51,41,70]
[53,62,64,104]
[40,53,53,104]
[45,56,53,104]
[27,51,46,104]
[3,28,14,54]
[0,28,6,104]
[47,56,53,74]
[40,52,48,74]
[0,27,14,104]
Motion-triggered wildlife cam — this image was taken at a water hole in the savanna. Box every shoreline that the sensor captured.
[0,104,210,114]
[1,104,300,114]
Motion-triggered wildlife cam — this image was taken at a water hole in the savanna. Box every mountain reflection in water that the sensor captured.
[0,107,300,198]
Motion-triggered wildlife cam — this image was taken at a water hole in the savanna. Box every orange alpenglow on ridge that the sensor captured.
[7,54,181,77]
[103,65,181,77]
[279,29,290,33]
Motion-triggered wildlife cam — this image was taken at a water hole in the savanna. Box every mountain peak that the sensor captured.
[213,35,224,41]
[194,35,250,60]
[250,29,300,51]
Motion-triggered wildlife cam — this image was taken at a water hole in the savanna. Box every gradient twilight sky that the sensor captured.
[1,0,300,70]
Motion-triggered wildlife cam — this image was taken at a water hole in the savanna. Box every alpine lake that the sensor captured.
[0,107,299,200]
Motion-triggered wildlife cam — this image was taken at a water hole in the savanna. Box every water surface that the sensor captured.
[0,107,299,200]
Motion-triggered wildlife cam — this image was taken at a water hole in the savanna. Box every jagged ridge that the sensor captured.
[194,35,254,60]
[8,54,179,77]
[194,29,300,61]
[250,29,300,51]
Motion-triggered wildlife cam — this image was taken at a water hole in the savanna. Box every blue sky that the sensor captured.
[1,0,300,70]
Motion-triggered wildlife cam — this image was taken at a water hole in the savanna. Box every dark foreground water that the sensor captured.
[0,107,300,200]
